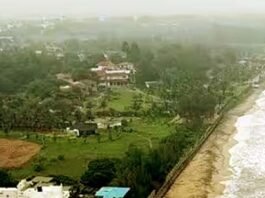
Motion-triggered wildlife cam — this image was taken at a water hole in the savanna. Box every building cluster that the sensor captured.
[0,36,15,51]
[91,60,135,87]
[0,176,70,198]
[0,176,130,198]
[44,44,65,59]
[66,118,125,137]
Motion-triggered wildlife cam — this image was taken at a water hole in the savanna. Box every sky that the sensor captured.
[1,0,265,18]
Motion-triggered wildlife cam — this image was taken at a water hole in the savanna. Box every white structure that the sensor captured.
[66,127,80,137]
[56,53,65,60]
[59,85,72,92]
[35,50,43,55]
[0,179,69,198]
[0,188,20,198]
[23,185,69,198]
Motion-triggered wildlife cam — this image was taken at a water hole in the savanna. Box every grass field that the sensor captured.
[108,88,137,111]
[1,118,172,180]
[108,87,154,111]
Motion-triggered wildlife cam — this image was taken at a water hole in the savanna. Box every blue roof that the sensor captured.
[95,187,130,198]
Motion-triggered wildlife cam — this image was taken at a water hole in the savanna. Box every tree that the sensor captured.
[0,96,17,134]
[107,125,113,141]
[130,94,143,115]
[86,100,95,120]
[80,158,118,188]
[114,146,152,198]
[121,41,130,54]
[0,170,17,187]
[129,42,140,62]
[178,87,217,125]
[100,96,108,110]
[136,50,157,85]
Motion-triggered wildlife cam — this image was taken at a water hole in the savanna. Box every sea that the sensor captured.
[222,90,265,198]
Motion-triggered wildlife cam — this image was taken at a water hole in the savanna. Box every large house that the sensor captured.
[91,60,135,87]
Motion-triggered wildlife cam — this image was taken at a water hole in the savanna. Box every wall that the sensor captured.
[149,85,252,198]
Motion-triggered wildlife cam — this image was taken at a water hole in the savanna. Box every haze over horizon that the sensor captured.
[1,0,265,18]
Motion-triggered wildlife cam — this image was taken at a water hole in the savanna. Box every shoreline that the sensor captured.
[165,88,263,198]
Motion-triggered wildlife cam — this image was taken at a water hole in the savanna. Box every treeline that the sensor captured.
[0,45,103,94]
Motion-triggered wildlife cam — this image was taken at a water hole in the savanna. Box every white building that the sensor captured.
[23,185,69,198]
[0,188,21,198]
[0,178,70,198]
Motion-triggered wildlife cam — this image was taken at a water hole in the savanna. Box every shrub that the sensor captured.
[121,119,129,127]
[50,175,77,185]
[33,163,44,172]
[0,170,17,187]
[49,157,58,163]
[37,156,47,163]
[57,155,65,161]
[80,158,119,188]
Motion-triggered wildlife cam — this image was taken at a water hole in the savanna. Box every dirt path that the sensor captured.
[0,138,41,168]
[165,89,262,198]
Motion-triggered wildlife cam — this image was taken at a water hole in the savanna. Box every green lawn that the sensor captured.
[107,87,154,111]
[108,88,136,111]
[1,118,172,180]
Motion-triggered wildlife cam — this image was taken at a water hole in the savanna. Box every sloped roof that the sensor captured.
[71,122,97,131]
[31,176,53,184]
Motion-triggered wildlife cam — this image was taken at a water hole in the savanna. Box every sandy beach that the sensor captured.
[165,88,263,198]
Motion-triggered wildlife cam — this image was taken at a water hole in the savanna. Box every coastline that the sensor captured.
[165,88,263,198]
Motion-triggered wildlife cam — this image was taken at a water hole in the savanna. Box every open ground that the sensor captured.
[0,138,41,169]
[0,118,172,179]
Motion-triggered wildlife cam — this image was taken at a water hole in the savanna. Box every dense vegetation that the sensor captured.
[0,38,262,198]
[0,170,17,187]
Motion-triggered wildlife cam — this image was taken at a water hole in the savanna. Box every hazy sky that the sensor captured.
[1,0,265,18]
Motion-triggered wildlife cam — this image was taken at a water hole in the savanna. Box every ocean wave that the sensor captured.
[222,91,265,198]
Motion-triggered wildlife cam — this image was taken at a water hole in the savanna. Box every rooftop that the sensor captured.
[0,188,17,191]
[71,122,98,131]
[31,176,54,184]
[105,70,131,74]
[95,187,130,198]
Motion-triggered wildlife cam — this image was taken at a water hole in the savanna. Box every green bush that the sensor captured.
[37,156,47,163]
[0,170,17,187]
[80,158,118,188]
[57,155,65,161]
[121,119,129,127]
[33,163,44,172]
[50,175,77,185]
[49,158,58,163]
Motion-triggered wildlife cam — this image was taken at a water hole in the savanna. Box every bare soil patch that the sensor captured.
[0,138,41,168]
